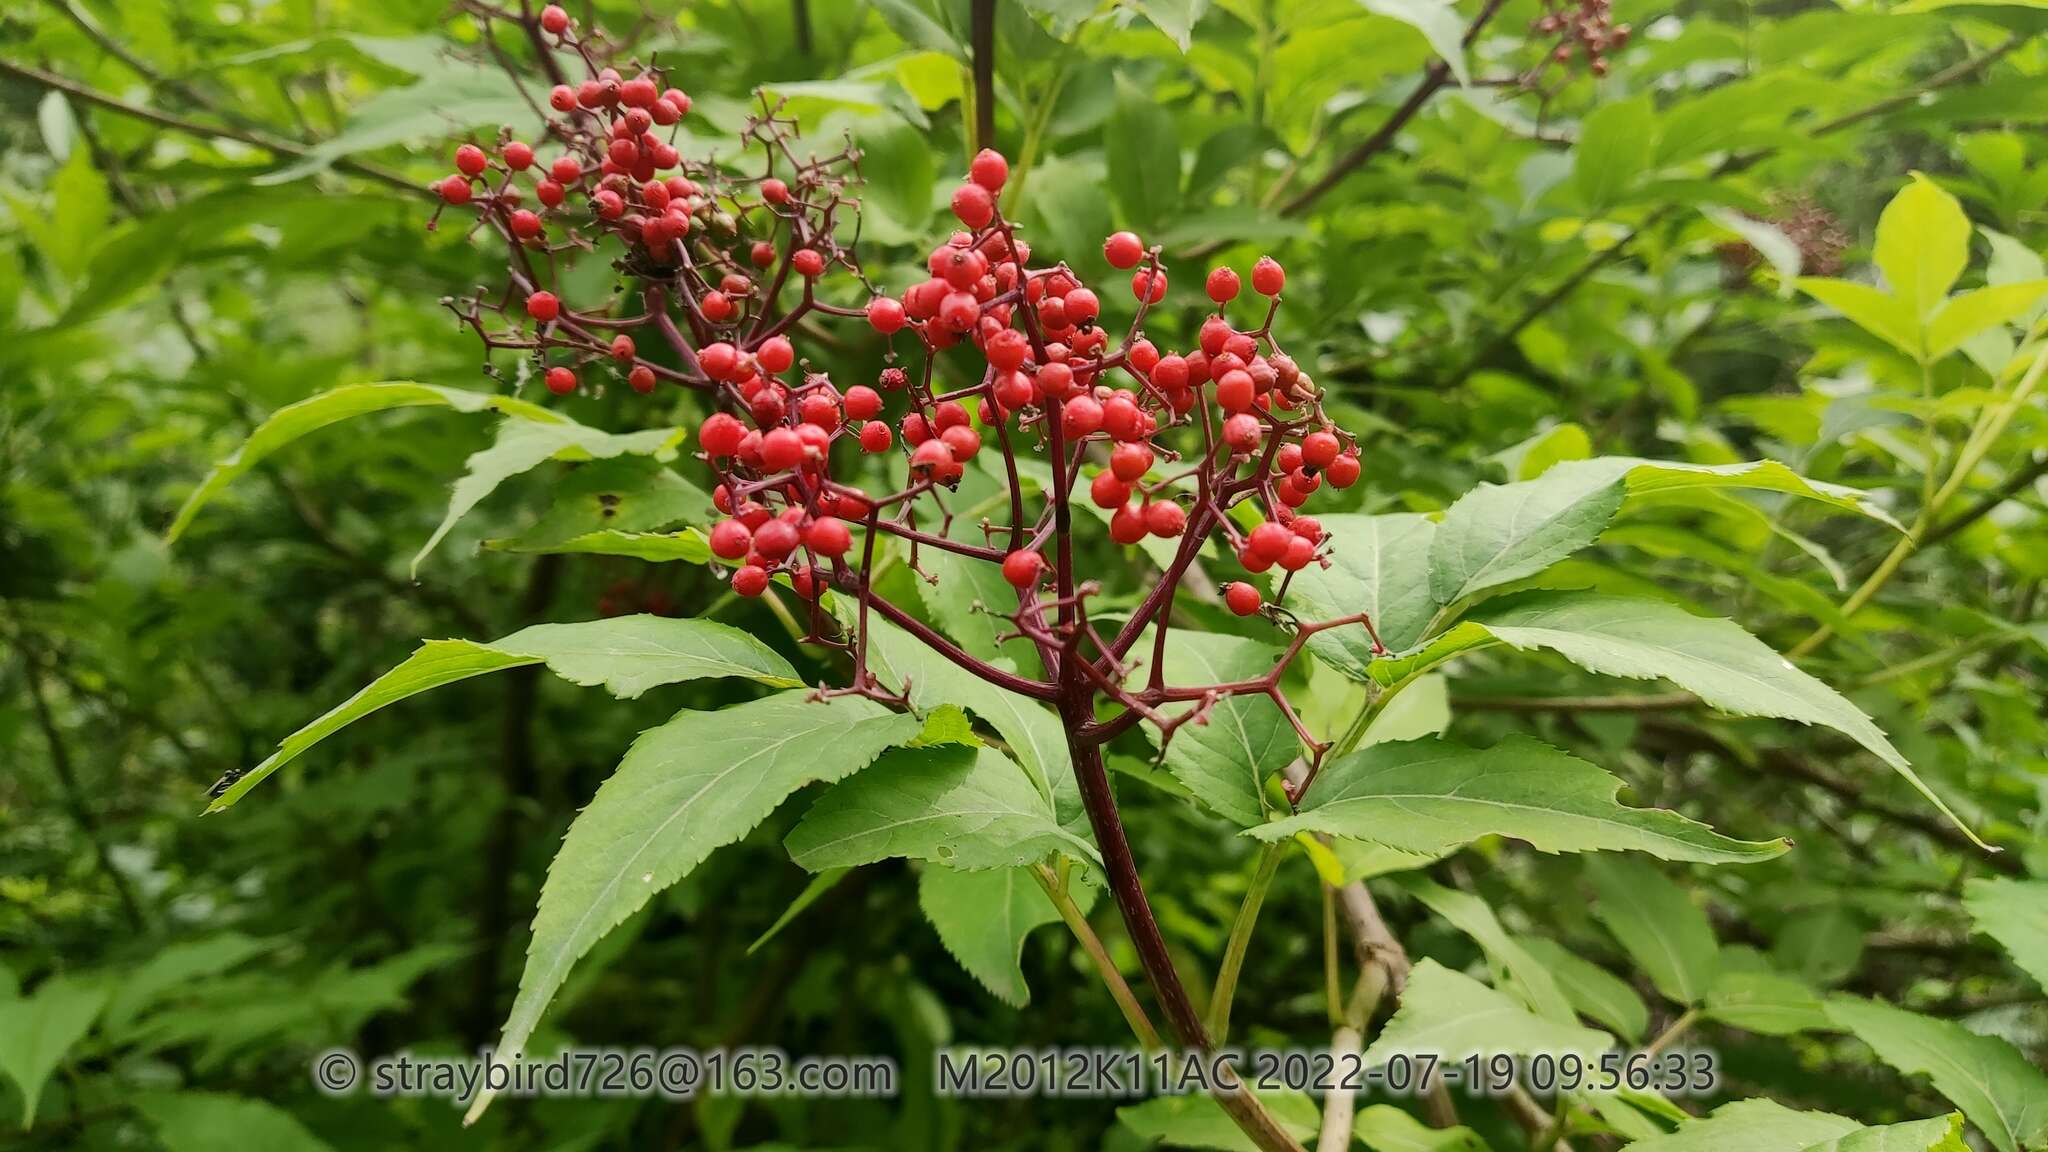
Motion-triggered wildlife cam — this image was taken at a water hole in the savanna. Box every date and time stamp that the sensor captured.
[312,1044,1719,1104]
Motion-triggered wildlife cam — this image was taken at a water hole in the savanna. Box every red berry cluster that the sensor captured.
[439,3,1385,757]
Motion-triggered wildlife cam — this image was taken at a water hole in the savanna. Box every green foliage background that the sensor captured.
[1,1,2045,1150]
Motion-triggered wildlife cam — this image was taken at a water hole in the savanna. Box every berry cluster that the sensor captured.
[436,3,1383,785]
[1528,0,1630,81]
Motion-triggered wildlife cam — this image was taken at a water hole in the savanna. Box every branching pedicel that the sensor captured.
[437,5,1377,1144]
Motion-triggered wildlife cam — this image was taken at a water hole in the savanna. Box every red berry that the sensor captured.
[1151,354,1188,391]
[1091,470,1132,510]
[844,385,883,421]
[1061,394,1103,439]
[1129,339,1160,374]
[759,428,804,471]
[1223,413,1262,453]
[545,366,576,395]
[1279,534,1316,571]
[455,144,488,176]
[437,175,473,205]
[699,342,739,380]
[799,393,841,431]
[1292,517,1324,544]
[1103,231,1144,269]
[732,565,769,597]
[867,296,906,334]
[1145,501,1186,538]
[951,183,995,229]
[859,420,893,453]
[806,516,852,557]
[1248,522,1292,563]
[1110,443,1154,482]
[700,413,746,457]
[1206,267,1241,304]
[1001,549,1044,588]
[940,424,982,461]
[753,519,800,560]
[535,179,565,207]
[1109,504,1148,545]
[994,370,1034,411]
[509,209,543,239]
[1065,288,1101,325]
[909,438,955,476]
[549,85,576,112]
[593,189,625,218]
[1224,582,1262,616]
[609,335,636,362]
[502,142,535,171]
[1037,361,1075,400]
[757,336,795,374]
[793,248,826,277]
[539,4,571,34]
[701,291,735,322]
[1102,395,1143,441]
[620,77,659,107]
[1132,268,1168,304]
[751,241,776,267]
[762,178,790,205]
[1252,255,1285,296]
[550,156,581,184]
[1302,431,1341,469]
[939,291,980,332]
[970,148,1009,191]
[986,328,1029,371]
[1326,453,1361,488]
[628,365,656,393]
[1215,369,1255,413]
[709,519,753,560]
[524,291,559,321]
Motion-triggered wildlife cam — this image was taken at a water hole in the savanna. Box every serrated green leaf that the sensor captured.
[1799,278,1926,360]
[166,382,560,543]
[209,617,797,810]
[1106,75,1182,229]
[1118,1089,1319,1151]
[1627,1099,1861,1152]
[1875,174,1971,322]
[1469,591,1981,846]
[1515,937,1649,1042]
[1573,95,1656,208]
[1358,0,1469,86]
[1353,1104,1493,1151]
[415,418,685,574]
[1145,631,1297,827]
[1963,878,2048,993]
[1803,1114,1969,1152]
[786,744,1098,872]
[1826,998,2048,1152]
[468,693,920,1124]
[1704,970,1832,1035]
[918,865,1079,1007]
[1587,856,1719,1005]
[0,976,107,1128]
[1925,280,2048,360]
[1248,735,1784,864]
[1362,959,1611,1067]
[1402,879,1577,1024]
[483,528,711,563]
[1290,513,1439,674]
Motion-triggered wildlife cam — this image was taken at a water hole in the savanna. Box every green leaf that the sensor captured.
[1963,878,2048,993]
[1352,1105,1493,1151]
[1704,970,1831,1035]
[1572,95,1656,209]
[1105,75,1181,230]
[1146,631,1298,827]
[1627,1099,1862,1152]
[483,528,711,563]
[1827,999,2048,1152]
[1925,280,2048,360]
[260,63,541,183]
[135,1093,334,1152]
[1514,937,1649,1043]
[1798,277,1926,361]
[209,616,798,810]
[1773,906,1866,987]
[1874,173,1971,322]
[1587,856,1719,1005]
[1803,1114,1970,1152]
[1428,472,1625,607]
[492,457,713,549]
[918,865,1076,1007]
[747,869,851,955]
[1402,879,1577,1025]
[1361,959,1611,1067]
[1134,0,1214,52]
[1249,735,1785,864]
[1118,1089,1319,1151]
[1357,0,1470,86]
[102,934,270,1035]
[786,744,1098,872]
[1469,591,1981,847]
[852,115,936,236]
[1290,513,1440,673]
[0,976,107,1128]
[468,693,920,1124]
[415,417,685,575]
[166,382,560,543]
